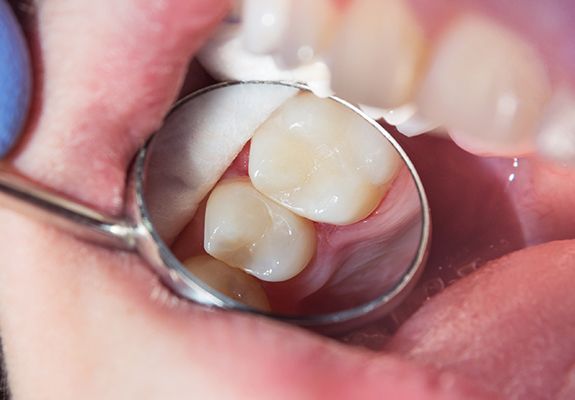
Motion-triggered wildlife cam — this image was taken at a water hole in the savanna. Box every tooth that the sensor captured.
[241,0,290,54]
[536,89,575,165]
[249,93,402,225]
[274,0,339,68]
[328,0,426,109]
[183,255,271,310]
[416,15,551,156]
[204,177,316,282]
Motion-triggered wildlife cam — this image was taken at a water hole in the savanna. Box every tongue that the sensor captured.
[382,131,575,399]
[386,240,575,400]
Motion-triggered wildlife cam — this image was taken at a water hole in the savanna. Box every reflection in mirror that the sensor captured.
[143,82,424,317]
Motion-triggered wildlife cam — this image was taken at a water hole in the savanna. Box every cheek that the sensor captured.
[0,212,490,400]
[11,0,230,214]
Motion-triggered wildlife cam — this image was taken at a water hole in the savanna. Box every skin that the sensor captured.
[1,0,574,399]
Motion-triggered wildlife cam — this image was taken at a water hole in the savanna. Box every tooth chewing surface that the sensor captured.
[204,177,316,282]
[183,255,271,310]
[249,93,401,225]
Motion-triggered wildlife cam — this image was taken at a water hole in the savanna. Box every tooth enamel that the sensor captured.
[241,0,290,54]
[274,0,338,68]
[146,83,297,243]
[536,89,575,165]
[249,93,401,225]
[204,177,316,282]
[416,15,551,156]
[328,0,426,109]
[183,255,271,310]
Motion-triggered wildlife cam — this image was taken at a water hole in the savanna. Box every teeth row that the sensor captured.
[203,92,400,282]
[235,0,572,162]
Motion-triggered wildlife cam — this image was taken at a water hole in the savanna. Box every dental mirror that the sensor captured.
[0,81,430,333]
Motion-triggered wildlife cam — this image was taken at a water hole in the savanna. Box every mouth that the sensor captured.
[2,0,575,399]
[186,0,575,395]
[195,0,575,327]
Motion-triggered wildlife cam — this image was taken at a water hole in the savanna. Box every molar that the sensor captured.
[204,177,316,282]
[327,0,427,109]
[416,15,552,156]
[183,255,271,310]
[249,92,401,225]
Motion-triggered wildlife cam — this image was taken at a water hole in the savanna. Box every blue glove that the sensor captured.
[0,0,31,158]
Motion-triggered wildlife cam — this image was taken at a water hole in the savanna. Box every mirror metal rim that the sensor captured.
[131,80,431,330]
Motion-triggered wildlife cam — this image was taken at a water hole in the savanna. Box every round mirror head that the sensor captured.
[138,81,430,327]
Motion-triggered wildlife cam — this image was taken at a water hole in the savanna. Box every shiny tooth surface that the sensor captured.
[183,255,271,310]
[204,177,316,282]
[416,15,551,156]
[241,0,290,54]
[328,0,427,109]
[274,0,338,68]
[249,93,401,225]
[536,89,575,165]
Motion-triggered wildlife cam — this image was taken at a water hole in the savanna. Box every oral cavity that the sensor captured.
[161,88,405,311]
[203,92,401,284]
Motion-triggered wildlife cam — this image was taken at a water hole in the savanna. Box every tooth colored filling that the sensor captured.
[204,177,316,282]
[249,93,401,225]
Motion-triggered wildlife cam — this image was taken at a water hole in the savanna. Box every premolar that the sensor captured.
[184,255,271,310]
[204,177,316,282]
[328,0,427,109]
[249,93,401,225]
[416,15,551,156]
[536,89,575,165]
